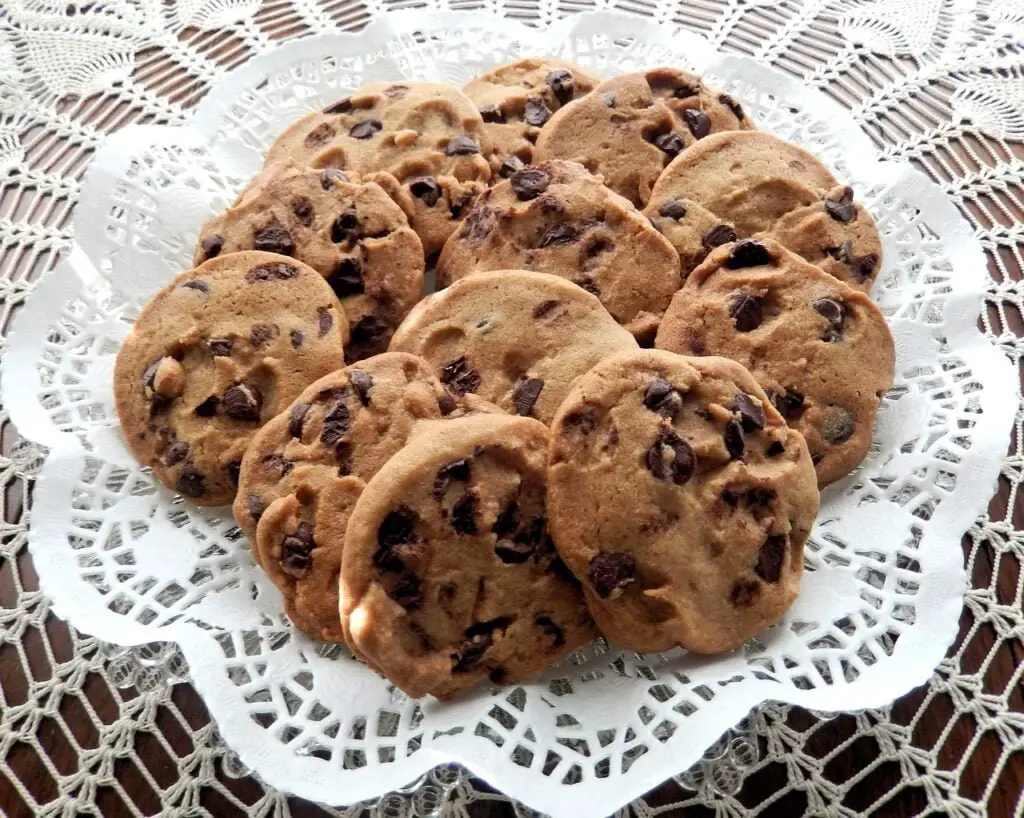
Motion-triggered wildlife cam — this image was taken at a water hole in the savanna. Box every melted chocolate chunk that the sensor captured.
[349,369,372,405]
[408,176,441,206]
[822,406,854,444]
[726,240,773,269]
[729,294,763,331]
[523,98,552,127]
[280,522,316,579]
[499,156,526,178]
[756,535,786,583]
[320,168,349,189]
[388,571,423,610]
[855,253,879,282]
[222,384,262,421]
[207,338,232,357]
[588,551,636,598]
[653,131,685,158]
[674,83,699,98]
[317,307,333,337]
[643,378,683,418]
[453,617,511,673]
[563,409,597,435]
[730,579,760,607]
[176,467,206,498]
[320,400,350,445]
[304,122,336,147]
[492,501,518,537]
[479,104,506,123]
[511,168,549,200]
[446,135,480,155]
[289,402,311,438]
[494,538,534,564]
[546,69,575,104]
[200,235,223,260]
[766,440,785,457]
[245,262,299,283]
[253,223,295,256]
[250,323,276,347]
[658,200,687,219]
[452,490,479,535]
[349,119,382,139]
[535,615,565,647]
[440,356,481,395]
[438,392,458,415]
[374,507,416,572]
[703,223,737,250]
[290,329,304,349]
[181,278,210,294]
[433,458,471,500]
[825,186,856,223]
[262,453,293,476]
[532,299,561,319]
[323,97,351,114]
[539,223,579,247]
[164,441,189,466]
[718,93,745,120]
[812,297,845,328]
[328,257,363,297]
[193,396,218,417]
[724,418,745,459]
[681,109,711,139]
[766,388,805,421]
[346,315,389,362]
[513,378,544,416]
[733,393,766,432]
[246,494,264,522]
[826,240,854,265]
[331,208,359,243]
[645,429,696,484]
[291,198,313,226]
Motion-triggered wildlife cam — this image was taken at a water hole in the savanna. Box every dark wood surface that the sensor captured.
[1,7,1022,817]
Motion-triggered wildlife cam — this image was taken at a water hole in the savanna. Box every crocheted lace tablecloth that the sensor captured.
[1,1,1022,816]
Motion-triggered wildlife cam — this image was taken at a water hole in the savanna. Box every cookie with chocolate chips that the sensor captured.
[655,238,895,486]
[547,349,819,653]
[248,82,494,254]
[114,251,348,506]
[196,169,424,360]
[389,269,638,424]
[535,67,755,207]
[233,353,498,642]
[436,160,681,343]
[463,58,599,173]
[339,413,595,698]
[644,131,883,290]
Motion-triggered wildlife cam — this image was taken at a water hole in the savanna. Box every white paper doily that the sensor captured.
[0,11,1017,817]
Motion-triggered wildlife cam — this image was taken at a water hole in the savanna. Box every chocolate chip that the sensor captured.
[446,135,480,155]
[730,579,759,607]
[346,315,389,363]
[181,278,210,295]
[250,323,276,347]
[222,384,262,421]
[262,453,293,476]
[703,223,737,250]
[452,490,478,535]
[291,198,313,226]
[492,501,518,537]
[450,193,474,219]
[724,418,745,459]
[733,393,766,432]
[600,91,616,107]
[825,186,855,223]
[564,409,597,435]
[726,239,773,269]
[539,223,578,247]
[588,551,636,598]
[408,176,441,206]
[200,235,223,259]
[384,84,409,99]
[653,131,685,158]
[729,294,763,331]
[225,460,240,487]
[193,396,218,417]
[438,392,458,415]
[164,441,189,466]
[648,215,663,233]
[766,388,805,421]
[479,104,506,123]
[280,523,316,579]
[643,378,682,419]
[823,406,854,444]
[245,262,299,283]
[317,307,334,337]
[767,440,785,457]
[176,467,206,498]
[509,168,549,201]
[327,257,363,297]
[208,338,232,357]
[756,535,786,583]
[513,378,544,417]
[494,539,534,564]
[535,615,565,646]
[546,69,575,104]
[331,208,359,242]
[813,297,846,342]
[320,168,349,189]
[826,240,854,265]
[674,83,699,98]
[290,329,304,349]
[523,98,551,127]
[718,93,745,120]
[323,97,351,114]
[453,618,509,673]
[253,223,295,256]
[681,108,711,139]
[658,200,687,219]
[433,458,471,500]
[289,402,310,437]
[532,299,561,318]
[855,253,879,282]
[246,494,264,522]
[440,356,481,395]
[645,429,696,484]
[388,571,423,610]
[349,118,382,139]
[304,122,336,147]
[320,400,350,444]
[499,156,526,178]
[374,506,417,571]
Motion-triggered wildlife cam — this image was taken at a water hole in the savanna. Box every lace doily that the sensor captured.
[1,2,1022,817]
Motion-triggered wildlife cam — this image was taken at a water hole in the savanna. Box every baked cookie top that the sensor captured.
[655,238,895,486]
[114,251,348,506]
[547,349,819,653]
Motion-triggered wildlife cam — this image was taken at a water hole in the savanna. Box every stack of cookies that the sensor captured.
[114,58,895,699]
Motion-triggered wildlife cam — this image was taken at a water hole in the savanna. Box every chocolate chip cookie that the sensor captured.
[463,58,599,173]
[436,160,681,343]
[535,67,754,206]
[254,82,494,254]
[547,349,819,654]
[340,413,596,698]
[644,131,883,290]
[655,239,895,486]
[389,269,638,424]
[234,353,497,642]
[114,252,348,506]
[196,168,424,361]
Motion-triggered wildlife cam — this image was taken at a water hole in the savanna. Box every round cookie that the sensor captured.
[644,131,883,290]
[195,168,424,361]
[114,252,348,506]
[233,353,497,642]
[389,269,639,425]
[436,160,681,343]
[254,82,494,254]
[547,349,819,654]
[535,67,755,206]
[655,238,895,486]
[463,58,600,173]
[339,413,596,699]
